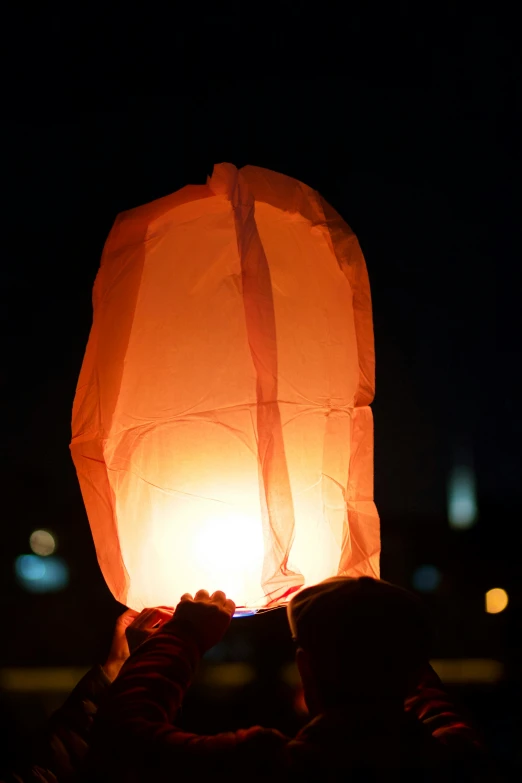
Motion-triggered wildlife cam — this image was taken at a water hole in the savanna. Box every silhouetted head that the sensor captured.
[287,576,432,715]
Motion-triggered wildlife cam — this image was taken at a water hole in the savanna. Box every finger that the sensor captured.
[121,608,139,620]
[129,608,157,629]
[132,607,173,631]
[152,607,175,617]
[194,589,210,601]
[179,593,193,602]
[117,608,140,627]
[144,607,173,629]
[224,599,236,615]
[211,590,227,605]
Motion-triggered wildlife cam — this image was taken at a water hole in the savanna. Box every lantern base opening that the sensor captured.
[233,608,258,618]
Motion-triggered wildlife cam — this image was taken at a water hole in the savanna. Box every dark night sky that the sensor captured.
[1,10,521,664]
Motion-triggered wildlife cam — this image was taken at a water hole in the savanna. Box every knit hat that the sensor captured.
[288,576,431,701]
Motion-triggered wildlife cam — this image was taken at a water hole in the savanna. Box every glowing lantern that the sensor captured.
[71,163,379,611]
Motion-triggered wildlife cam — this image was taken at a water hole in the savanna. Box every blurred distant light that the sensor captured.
[448,465,478,529]
[16,554,46,581]
[29,529,56,556]
[412,564,442,593]
[281,662,300,687]
[0,667,89,693]
[485,587,508,614]
[199,663,255,687]
[15,555,69,593]
[431,658,503,684]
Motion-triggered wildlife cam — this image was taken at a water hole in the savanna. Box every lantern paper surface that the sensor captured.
[71,164,379,611]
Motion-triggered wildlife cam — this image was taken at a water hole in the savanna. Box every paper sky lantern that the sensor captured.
[71,163,379,611]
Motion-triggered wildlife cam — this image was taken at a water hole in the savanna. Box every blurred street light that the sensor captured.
[412,564,442,592]
[485,587,509,614]
[15,554,69,593]
[29,529,56,556]
[448,465,478,529]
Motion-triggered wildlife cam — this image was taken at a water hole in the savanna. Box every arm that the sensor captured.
[405,662,491,776]
[89,591,288,781]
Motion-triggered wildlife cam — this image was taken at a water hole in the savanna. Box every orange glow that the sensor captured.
[485,588,509,614]
[70,163,379,610]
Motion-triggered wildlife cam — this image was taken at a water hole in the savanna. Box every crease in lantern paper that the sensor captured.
[322,473,348,496]
[103,227,149,463]
[345,513,377,565]
[339,551,380,577]
[108,399,324,432]
[292,473,346,500]
[234,184,301,591]
[105,465,233,506]
[109,417,259,451]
